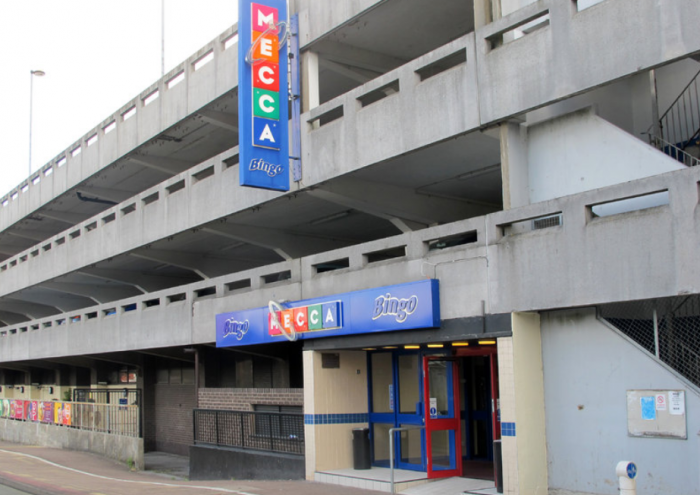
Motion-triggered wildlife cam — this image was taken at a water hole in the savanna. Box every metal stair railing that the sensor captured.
[647,133,700,167]
[658,68,700,150]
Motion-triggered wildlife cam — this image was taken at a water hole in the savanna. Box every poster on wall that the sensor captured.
[627,390,687,439]
[63,403,72,426]
[42,402,53,423]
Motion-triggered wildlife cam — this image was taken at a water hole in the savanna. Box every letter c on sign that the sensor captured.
[259,66,275,85]
[259,94,275,113]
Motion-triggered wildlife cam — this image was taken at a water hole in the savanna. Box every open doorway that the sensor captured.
[457,347,500,480]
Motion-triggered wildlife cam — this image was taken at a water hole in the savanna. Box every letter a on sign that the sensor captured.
[238,0,289,192]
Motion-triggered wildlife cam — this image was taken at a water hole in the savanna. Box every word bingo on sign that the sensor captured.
[238,0,290,191]
[216,279,441,347]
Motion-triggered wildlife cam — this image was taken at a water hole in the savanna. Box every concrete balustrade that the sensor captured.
[0,25,240,232]
[1,163,698,363]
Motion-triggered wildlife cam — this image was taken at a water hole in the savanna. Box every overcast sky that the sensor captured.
[0,0,238,198]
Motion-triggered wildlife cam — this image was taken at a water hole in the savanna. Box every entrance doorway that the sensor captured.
[368,352,424,471]
[366,346,500,480]
[457,347,500,481]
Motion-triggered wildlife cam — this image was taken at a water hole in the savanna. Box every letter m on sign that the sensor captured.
[253,4,278,31]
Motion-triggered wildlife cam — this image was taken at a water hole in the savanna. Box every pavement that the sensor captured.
[0,441,383,495]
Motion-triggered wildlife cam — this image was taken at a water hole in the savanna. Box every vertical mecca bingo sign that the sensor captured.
[239,0,290,191]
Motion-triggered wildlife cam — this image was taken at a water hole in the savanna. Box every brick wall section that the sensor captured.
[199,388,304,411]
[154,383,197,455]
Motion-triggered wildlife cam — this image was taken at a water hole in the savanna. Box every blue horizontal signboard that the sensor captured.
[216,279,440,347]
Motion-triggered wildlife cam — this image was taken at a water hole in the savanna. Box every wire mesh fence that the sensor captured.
[599,295,700,387]
[193,409,304,455]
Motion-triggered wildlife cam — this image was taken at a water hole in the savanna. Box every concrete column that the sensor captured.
[500,122,529,210]
[475,0,500,28]
[498,313,548,495]
[302,51,320,114]
[303,350,316,480]
[501,0,534,17]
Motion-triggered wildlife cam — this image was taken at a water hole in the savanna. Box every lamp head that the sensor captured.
[31,70,46,77]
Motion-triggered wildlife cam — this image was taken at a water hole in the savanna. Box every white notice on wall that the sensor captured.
[669,391,685,415]
[655,393,667,411]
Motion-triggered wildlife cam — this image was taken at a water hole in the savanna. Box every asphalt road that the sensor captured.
[0,484,29,495]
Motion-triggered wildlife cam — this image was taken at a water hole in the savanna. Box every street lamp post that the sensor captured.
[29,69,46,176]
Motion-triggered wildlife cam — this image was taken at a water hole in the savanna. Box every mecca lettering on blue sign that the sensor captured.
[238,0,290,191]
[215,280,441,347]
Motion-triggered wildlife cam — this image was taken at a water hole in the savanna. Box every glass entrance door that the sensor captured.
[423,356,462,479]
[368,351,424,471]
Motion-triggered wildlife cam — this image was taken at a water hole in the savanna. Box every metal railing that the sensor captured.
[658,69,700,151]
[193,409,304,455]
[0,400,140,438]
[389,425,424,494]
[73,388,141,406]
[71,402,140,437]
[647,133,700,167]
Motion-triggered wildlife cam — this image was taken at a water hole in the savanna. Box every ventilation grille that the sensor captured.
[533,214,562,230]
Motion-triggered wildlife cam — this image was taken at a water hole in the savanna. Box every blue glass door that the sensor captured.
[368,351,425,471]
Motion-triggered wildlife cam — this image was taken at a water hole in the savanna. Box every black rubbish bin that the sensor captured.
[493,439,504,494]
[352,427,371,470]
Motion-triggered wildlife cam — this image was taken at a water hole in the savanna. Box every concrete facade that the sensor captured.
[0,0,699,493]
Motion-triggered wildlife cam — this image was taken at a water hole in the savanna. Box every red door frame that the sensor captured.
[422,356,463,479]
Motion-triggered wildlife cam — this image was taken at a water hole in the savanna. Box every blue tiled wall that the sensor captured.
[501,422,516,437]
[304,413,368,425]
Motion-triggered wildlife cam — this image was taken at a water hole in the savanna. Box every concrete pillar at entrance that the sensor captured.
[497,313,548,495]
[303,350,368,480]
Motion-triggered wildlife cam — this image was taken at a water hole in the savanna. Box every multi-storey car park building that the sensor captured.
[1,0,699,493]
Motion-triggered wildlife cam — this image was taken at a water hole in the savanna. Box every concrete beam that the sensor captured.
[197,110,239,133]
[0,299,61,320]
[310,177,500,230]
[316,40,407,74]
[127,155,196,176]
[75,186,134,204]
[319,59,378,84]
[0,311,29,325]
[78,268,195,293]
[84,353,142,369]
[6,230,46,243]
[204,222,357,260]
[135,350,195,364]
[128,250,214,280]
[41,282,141,304]
[5,289,96,314]
[36,211,89,225]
